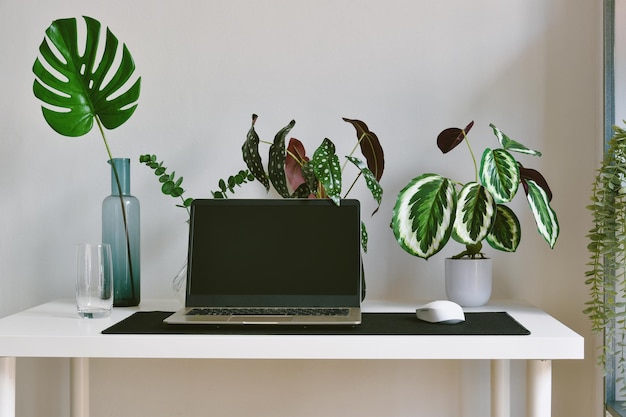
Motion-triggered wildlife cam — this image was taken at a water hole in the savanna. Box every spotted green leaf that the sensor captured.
[345,155,383,215]
[452,182,496,245]
[268,120,296,198]
[242,114,270,192]
[486,204,521,252]
[312,138,342,205]
[361,221,368,253]
[391,173,457,259]
[479,148,520,203]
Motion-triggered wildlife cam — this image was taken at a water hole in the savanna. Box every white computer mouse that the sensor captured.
[416,300,465,324]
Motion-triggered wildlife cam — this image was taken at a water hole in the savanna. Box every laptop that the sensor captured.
[164,198,362,325]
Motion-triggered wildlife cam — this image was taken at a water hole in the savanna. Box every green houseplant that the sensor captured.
[585,124,626,381]
[32,16,142,304]
[140,115,384,301]
[391,121,559,260]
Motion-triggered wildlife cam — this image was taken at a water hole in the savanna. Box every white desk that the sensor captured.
[0,299,583,417]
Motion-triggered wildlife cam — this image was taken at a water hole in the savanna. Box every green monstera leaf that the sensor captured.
[33,16,141,137]
[392,173,457,259]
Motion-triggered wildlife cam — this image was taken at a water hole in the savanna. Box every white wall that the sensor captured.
[0,1,603,416]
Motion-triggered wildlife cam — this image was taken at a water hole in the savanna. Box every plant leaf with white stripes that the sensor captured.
[479,148,520,203]
[346,155,383,215]
[268,119,296,197]
[486,204,521,252]
[391,174,457,259]
[312,138,342,205]
[525,179,559,248]
[490,124,542,156]
[451,182,496,245]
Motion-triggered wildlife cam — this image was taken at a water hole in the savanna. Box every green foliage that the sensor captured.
[240,115,385,252]
[211,170,256,199]
[33,16,141,137]
[33,16,140,291]
[585,124,626,377]
[392,121,559,259]
[139,155,193,214]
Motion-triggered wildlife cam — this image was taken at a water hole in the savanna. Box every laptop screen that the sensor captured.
[185,199,362,307]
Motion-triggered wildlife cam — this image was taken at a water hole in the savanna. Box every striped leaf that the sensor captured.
[452,182,497,245]
[345,155,383,215]
[268,119,296,197]
[242,114,270,192]
[486,204,521,252]
[392,174,457,259]
[490,124,542,156]
[525,179,559,248]
[479,148,520,203]
[312,138,342,205]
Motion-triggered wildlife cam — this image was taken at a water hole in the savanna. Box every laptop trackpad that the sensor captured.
[232,316,294,324]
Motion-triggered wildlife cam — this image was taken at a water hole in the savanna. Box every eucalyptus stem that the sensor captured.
[96,117,136,300]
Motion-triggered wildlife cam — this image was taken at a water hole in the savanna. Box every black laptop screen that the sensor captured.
[185,199,362,307]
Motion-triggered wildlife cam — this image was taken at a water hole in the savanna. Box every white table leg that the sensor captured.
[527,360,552,417]
[70,358,89,417]
[491,359,511,417]
[0,357,16,417]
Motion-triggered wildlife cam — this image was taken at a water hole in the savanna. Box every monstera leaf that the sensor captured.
[33,16,141,137]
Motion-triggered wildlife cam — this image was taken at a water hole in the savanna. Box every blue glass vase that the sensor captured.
[102,158,140,306]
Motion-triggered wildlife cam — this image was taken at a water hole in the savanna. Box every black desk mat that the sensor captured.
[102,312,530,336]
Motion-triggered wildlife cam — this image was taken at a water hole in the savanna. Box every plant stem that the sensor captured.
[462,129,479,182]
[96,117,136,301]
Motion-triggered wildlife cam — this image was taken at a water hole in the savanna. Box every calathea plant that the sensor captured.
[32,16,141,285]
[391,121,559,259]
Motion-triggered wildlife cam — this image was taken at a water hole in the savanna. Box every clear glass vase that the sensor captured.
[102,158,140,306]
[172,263,187,306]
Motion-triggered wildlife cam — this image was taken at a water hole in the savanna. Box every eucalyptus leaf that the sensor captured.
[33,16,141,137]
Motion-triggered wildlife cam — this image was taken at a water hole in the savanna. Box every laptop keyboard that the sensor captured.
[186,307,350,317]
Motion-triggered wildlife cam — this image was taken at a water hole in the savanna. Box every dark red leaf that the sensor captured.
[519,163,553,201]
[342,118,385,182]
[285,138,308,193]
[436,121,474,154]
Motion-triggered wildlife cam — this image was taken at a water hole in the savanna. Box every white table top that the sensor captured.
[0,299,584,360]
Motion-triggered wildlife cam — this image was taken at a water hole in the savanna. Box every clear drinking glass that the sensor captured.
[76,243,114,318]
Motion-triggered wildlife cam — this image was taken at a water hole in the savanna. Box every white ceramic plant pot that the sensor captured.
[444,258,492,307]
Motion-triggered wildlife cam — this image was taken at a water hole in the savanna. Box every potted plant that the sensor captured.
[391,121,559,305]
[140,115,384,301]
[32,16,142,306]
[585,124,626,384]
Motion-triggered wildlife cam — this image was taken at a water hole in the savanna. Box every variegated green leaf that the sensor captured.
[525,179,559,248]
[486,204,521,252]
[452,182,496,245]
[391,173,456,259]
[301,161,318,195]
[345,155,383,215]
[242,114,270,192]
[268,119,296,198]
[479,148,520,203]
[490,124,542,156]
[312,138,342,205]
